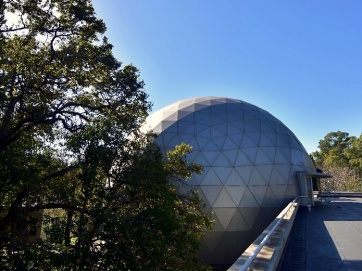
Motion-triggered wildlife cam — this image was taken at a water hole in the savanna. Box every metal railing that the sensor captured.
[236,196,301,271]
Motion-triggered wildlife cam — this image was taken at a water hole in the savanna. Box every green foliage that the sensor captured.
[345,135,362,172]
[0,1,212,270]
[312,131,362,191]
[312,131,352,167]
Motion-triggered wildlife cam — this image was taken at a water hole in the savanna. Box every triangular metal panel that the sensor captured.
[194,102,209,111]
[226,209,250,231]
[203,140,221,151]
[291,150,303,165]
[211,127,226,138]
[227,100,243,108]
[260,133,276,147]
[213,188,236,207]
[225,169,247,186]
[254,165,273,184]
[213,167,233,184]
[162,120,178,132]
[244,121,260,133]
[177,120,195,134]
[212,137,226,150]
[164,112,179,122]
[213,123,227,133]
[198,127,211,139]
[161,132,177,146]
[223,137,239,151]
[210,213,225,231]
[179,104,196,113]
[238,187,260,207]
[260,120,276,133]
[274,121,288,134]
[194,123,209,135]
[179,98,197,109]
[276,134,290,148]
[248,186,268,206]
[201,231,225,254]
[200,185,223,207]
[210,115,226,125]
[274,164,291,184]
[303,153,314,168]
[238,207,260,229]
[213,207,237,230]
[248,132,261,145]
[223,149,239,165]
[262,132,277,147]
[262,187,281,207]
[243,108,260,120]
[234,151,252,167]
[213,153,232,167]
[196,137,210,149]
[164,133,182,147]
[246,119,261,130]
[269,184,288,202]
[262,147,276,162]
[194,152,211,167]
[212,112,228,124]
[286,183,299,196]
[228,134,244,147]
[197,99,213,106]
[274,148,290,164]
[284,185,295,199]
[270,166,287,185]
[278,147,291,162]
[258,109,275,122]
[200,168,223,185]
[254,149,273,165]
[240,135,257,148]
[194,112,210,125]
[235,166,253,184]
[228,120,244,131]
[202,151,220,165]
[225,186,247,206]
[242,147,258,164]
[290,136,302,150]
[227,123,243,135]
[249,167,268,185]
[227,112,243,122]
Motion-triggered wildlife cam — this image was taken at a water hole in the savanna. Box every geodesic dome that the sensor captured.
[141,96,314,266]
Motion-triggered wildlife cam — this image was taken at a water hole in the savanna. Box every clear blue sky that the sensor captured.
[92,0,362,153]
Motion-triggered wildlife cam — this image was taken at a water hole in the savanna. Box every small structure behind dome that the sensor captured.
[141,96,315,266]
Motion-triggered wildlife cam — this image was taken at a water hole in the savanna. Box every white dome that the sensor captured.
[142,96,314,265]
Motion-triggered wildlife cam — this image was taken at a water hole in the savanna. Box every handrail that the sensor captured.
[237,196,301,271]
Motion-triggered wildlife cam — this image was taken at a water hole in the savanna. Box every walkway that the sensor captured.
[280,197,362,271]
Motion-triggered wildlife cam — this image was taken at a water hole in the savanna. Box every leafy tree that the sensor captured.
[312,131,362,192]
[345,135,362,173]
[0,1,212,270]
[312,131,352,167]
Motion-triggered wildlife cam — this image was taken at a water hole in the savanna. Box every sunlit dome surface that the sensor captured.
[141,96,315,265]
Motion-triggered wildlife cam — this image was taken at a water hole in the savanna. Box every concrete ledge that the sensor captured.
[228,200,300,271]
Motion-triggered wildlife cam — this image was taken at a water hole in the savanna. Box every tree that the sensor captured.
[312,131,362,192]
[0,1,212,270]
[312,131,352,167]
[345,135,362,174]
